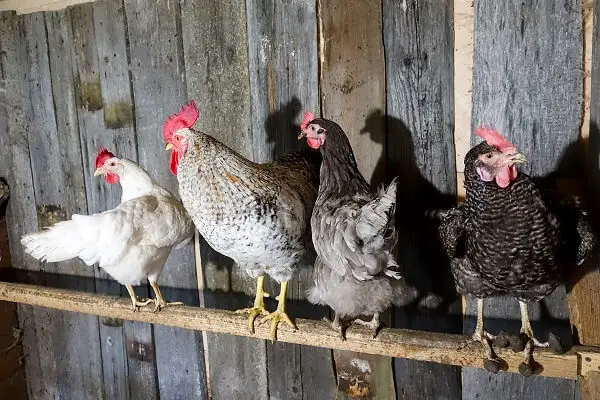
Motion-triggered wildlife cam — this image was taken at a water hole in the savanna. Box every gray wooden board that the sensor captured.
[179,1,270,399]
[123,0,208,398]
[246,1,337,399]
[70,2,134,398]
[465,0,582,398]
[0,11,49,400]
[382,1,462,399]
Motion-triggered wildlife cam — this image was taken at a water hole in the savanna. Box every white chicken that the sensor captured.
[21,148,194,312]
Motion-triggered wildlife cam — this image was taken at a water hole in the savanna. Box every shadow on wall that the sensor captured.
[361,110,462,332]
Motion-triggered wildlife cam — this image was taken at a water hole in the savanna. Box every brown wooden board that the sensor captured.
[179,1,270,398]
[382,0,463,399]
[572,0,600,399]
[319,0,395,398]
[246,1,338,399]
[466,0,583,398]
[123,0,208,398]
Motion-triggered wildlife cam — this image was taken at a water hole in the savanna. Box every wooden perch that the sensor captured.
[0,281,598,380]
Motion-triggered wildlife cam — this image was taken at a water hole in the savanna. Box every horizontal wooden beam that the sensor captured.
[0,281,598,380]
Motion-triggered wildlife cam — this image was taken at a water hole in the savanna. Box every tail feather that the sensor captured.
[21,216,96,265]
[355,177,398,246]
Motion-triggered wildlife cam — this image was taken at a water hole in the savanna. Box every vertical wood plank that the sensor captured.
[466,0,582,398]
[0,11,30,400]
[319,1,394,399]
[572,0,600,399]
[180,1,269,398]
[70,2,135,398]
[124,0,208,398]
[382,1,463,399]
[246,1,337,399]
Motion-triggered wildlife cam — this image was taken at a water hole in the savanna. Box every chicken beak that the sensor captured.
[297,130,306,140]
[93,167,105,177]
[165,143,174,151]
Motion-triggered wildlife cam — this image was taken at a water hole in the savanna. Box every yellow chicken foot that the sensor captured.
[259,281,297,341]
[125,284,153,312]
[235,275,270,334]
[149,279,184,313]
[351,313,382,338]
[517,301,563,376]
[323,312,347,340]
[469,298,502,373]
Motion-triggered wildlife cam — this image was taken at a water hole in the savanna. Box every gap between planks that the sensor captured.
[0,281,599,380]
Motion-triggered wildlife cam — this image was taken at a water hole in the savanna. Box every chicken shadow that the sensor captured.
[360,110,462,334]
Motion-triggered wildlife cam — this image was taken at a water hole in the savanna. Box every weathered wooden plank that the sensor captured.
[124,1,208,398]
[179,1,269,399]
[0,12,47,399]
[319,1,394,399]
[70,2,137,398]
[571,1,600,399]
[0,20,27,394]
[3,281,600,381]
[382,0,462,399]
[246,1,337,399]
[466,0,582,398]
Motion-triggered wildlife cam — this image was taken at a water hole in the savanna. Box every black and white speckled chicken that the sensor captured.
[299,113,418,338]
[163,101,321,341]
[436,127,596,375]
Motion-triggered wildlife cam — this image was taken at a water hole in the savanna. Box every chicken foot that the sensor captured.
[469,298,503,373]
[235,275,270,334]
[125,284,154,312]
[517,301,563,377]
[149,279,184,313]
[351,313,382,339]
[323,312,350,340]
[259,281,297,342]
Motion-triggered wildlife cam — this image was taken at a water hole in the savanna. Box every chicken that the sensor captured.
[163,101,321,341]
[21,148,194,312]
[299,113,418,339]
[436,127,596,376]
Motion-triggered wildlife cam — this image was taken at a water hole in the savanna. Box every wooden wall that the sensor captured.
[0,0,597,399]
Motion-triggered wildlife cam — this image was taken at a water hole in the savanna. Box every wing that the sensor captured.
[322,179,401,282]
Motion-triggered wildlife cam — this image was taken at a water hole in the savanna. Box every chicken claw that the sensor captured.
[149,280,184,312]
[258,281,297,341]
[235,276,270,333]
[126,284,153,312]
[351,313,382,338]
[323,313,347,340]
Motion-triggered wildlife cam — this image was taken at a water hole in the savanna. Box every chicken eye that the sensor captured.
[486,153,493,159]
[317,128,325,134]
[109,162,115,166]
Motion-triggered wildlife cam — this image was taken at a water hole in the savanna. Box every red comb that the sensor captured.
[475,126,515,152]
[95,147,115,168]
[300,112,316,130]
[163,100,199,142]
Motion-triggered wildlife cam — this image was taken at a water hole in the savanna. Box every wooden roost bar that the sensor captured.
[1,0,600,399]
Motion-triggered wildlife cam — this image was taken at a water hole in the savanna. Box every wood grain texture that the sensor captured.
[246,1,337,399]
[0,12,44,400]
[123,0,208,398]
[574,1,600,399]
[466,1,583,399]
[382,1,462,399]
[180,1,268,399]
[319,1,393,399]
[70,2,135,398]
[2,281,600,380]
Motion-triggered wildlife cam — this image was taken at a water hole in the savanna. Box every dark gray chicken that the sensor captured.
[164,101,321,341]
[299,113,418,338]
[437,127,596,375]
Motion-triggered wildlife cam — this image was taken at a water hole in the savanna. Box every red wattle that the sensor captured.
[495,166,511,188]
[105,173,119,184]
[170,151,179,175]
[307,137,321,149]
